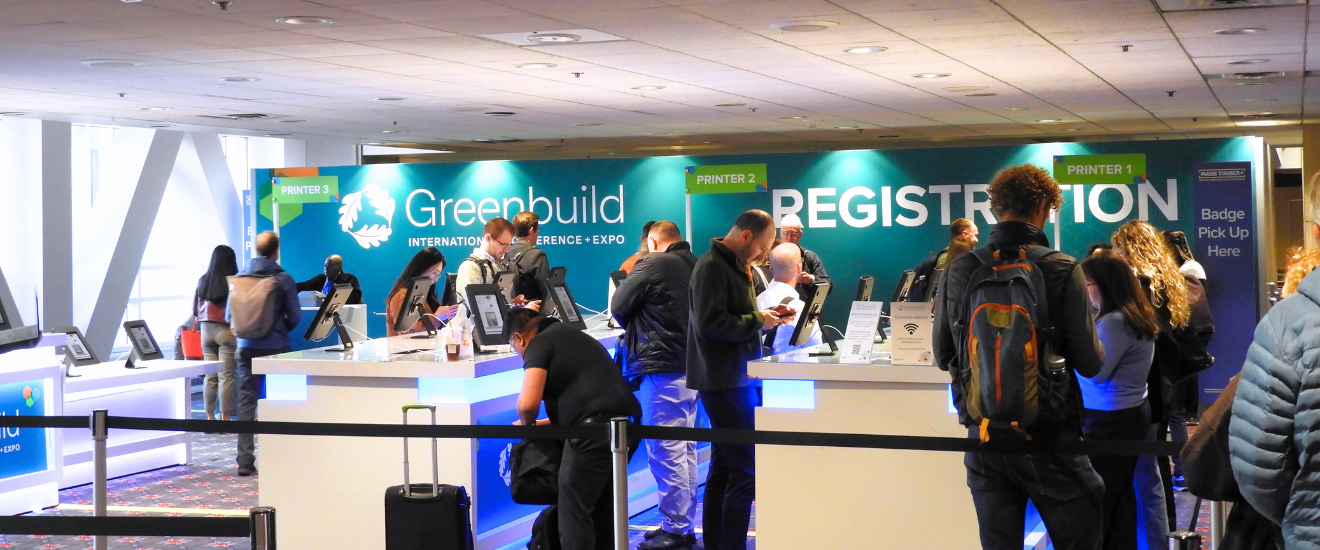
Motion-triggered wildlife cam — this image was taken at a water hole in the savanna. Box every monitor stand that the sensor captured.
[124,350,147,369]
[809,323,840,357]
[63,357,81,378]
[323,312,356,353]
[409,303,439,340]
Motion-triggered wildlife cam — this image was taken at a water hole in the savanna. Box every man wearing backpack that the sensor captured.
[227,231,301,477]
[509,211,551,303]
[933,164,1106,550]
[456,218,531,308]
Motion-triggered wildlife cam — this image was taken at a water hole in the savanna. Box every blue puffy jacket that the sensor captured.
[1229,268,1320,547]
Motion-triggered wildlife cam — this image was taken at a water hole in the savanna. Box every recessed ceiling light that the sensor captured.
[782,116,808,120]
[484,111,516,116]
[943,86,988,92]
[148,124,174,128]
[1064,128,1082,132]
[382,130,408,134]
[526,33,580,44]
[219,76,260,83]
[515,63,557,69]
[965,93,998,97]
[648,132,671,136]
[278,119,306,123]
[276,16,335,25]
[81,59,145,68]
[574,123,602,127]
[769,21,839,32]
[1238,119,1290,126]
[264,133,292,137]
[138,107,172,111]
[835,126,859,129]
[1244,98,1278,103]
[1004,107,1033,111]
[1237,81,1274,86]
[715,103,746,107]
[374,97,405,101]
[1035,118,1064,123]
[1228,58,1271,65]
[631,85,666,90]
[844,46,886,54]
[0,111,30,116]
[120,0,141,3]
[912,72,951,79]
[1214,28,1264,35]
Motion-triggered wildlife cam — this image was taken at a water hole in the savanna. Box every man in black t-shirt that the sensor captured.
[508,308,640,550]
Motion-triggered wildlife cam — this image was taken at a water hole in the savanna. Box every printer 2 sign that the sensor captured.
[0,381,48,480]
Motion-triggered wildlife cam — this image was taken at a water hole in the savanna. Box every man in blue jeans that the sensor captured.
[228,231,301,477]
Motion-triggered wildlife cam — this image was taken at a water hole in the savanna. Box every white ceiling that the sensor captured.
[0,0,1313,158]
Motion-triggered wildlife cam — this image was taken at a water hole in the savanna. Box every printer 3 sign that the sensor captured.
[0,381,48,480]
[339,184,396,249]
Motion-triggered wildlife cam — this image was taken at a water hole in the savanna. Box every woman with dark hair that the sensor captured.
[1079,250,1160,550]
[386,247,459,336]
[1162,230,1206,283]
[195,245,239,421]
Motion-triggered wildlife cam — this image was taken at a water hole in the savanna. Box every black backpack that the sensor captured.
[526,505,560,550]
[954,245,1069,442]
[510,248,544,300]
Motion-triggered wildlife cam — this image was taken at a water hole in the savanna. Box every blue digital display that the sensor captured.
[0,380,48,480]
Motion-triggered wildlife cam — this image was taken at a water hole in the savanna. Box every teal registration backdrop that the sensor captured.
[255,137,1260,403]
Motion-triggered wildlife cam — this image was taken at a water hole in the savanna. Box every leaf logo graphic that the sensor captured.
[338,184,394,249]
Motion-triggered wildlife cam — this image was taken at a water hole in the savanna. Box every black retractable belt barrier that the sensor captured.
[0,516,249,537]
[0,415,1185,457]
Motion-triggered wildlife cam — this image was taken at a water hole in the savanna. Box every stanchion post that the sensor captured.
[609,417,629,550]
[90,409,108,550]
[1210,500,1228,549]
[250,506,276,550]
[1167,531,1200,550]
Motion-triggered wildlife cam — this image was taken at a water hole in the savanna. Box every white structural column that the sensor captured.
[41,120,73,328]
[84,130,183,358]
[192,133,245,254]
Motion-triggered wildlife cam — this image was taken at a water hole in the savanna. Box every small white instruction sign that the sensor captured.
[840,301,884,364]
[891,302,934,366]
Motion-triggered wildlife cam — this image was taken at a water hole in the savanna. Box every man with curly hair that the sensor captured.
[934,164,1106,550]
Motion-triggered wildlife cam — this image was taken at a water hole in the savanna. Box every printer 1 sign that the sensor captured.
[0,380,48,480]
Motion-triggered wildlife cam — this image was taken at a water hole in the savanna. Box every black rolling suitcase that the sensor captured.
[384,404,475,550]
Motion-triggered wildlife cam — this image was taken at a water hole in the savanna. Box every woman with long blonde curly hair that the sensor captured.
[1111,220,1190,329]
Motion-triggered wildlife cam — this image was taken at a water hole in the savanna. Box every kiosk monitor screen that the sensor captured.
[549,266,567,282]
[122,320,164,361]
[545,280,587,330]
[393,277,435,335]
[790,282,831,347]
[463,284,510,347]
[304,284,354,342]
[856,276,874,302]
[0,297,8,332]
[890,270,916,304]
[54,326,98,366]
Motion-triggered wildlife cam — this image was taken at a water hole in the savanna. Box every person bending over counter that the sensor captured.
[296,254,362,305]
[687,209,790,550]
[777,214,829,302]
[508,211,551,302]
[756,243,820,356]
[385,247,458,336]
[509,307,641,550]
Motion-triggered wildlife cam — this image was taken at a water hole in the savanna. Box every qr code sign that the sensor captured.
[852,344,862,354]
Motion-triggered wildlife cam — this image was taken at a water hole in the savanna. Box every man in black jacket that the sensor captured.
[687,210,788,550]
[295,255,362,304]
[933,164,1105,550]
[908,217,978,301]
[509,211,551,301]
[611,221,699,550]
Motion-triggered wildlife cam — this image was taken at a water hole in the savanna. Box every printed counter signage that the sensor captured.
[0,380,48,480]
[1053,154,1147,185]
[273,176,339,204]
[685,164,768,194]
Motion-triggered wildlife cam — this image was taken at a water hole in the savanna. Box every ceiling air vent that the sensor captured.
[199,113,279,120]
[1204,71,1301,81]
[478,28,625,47]
[1155,0,1302,12]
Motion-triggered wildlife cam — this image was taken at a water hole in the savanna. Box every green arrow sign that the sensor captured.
[272,176,339,203]
[685,164,768,194]
[1052,154,1147,185]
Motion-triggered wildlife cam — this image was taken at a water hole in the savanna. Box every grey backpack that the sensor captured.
[227,273,283,340]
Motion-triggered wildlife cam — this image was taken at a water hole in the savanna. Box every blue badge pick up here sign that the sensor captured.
[1192,161,1255,405]
[0,380,48,480]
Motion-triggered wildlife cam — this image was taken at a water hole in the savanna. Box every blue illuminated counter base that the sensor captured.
[254,325,682,550]
[0,339,63,516]
[750,345,979,550]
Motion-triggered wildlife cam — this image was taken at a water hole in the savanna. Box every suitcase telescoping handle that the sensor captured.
[401,404,439,498]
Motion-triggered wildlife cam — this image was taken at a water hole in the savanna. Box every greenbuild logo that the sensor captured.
[339,184,395,249]
[22,386,33,407]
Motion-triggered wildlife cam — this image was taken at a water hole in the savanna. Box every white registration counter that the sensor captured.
[61,359,222,487]
[255,323,672,550]
[0,337,65,516]
[750,344,979,550]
